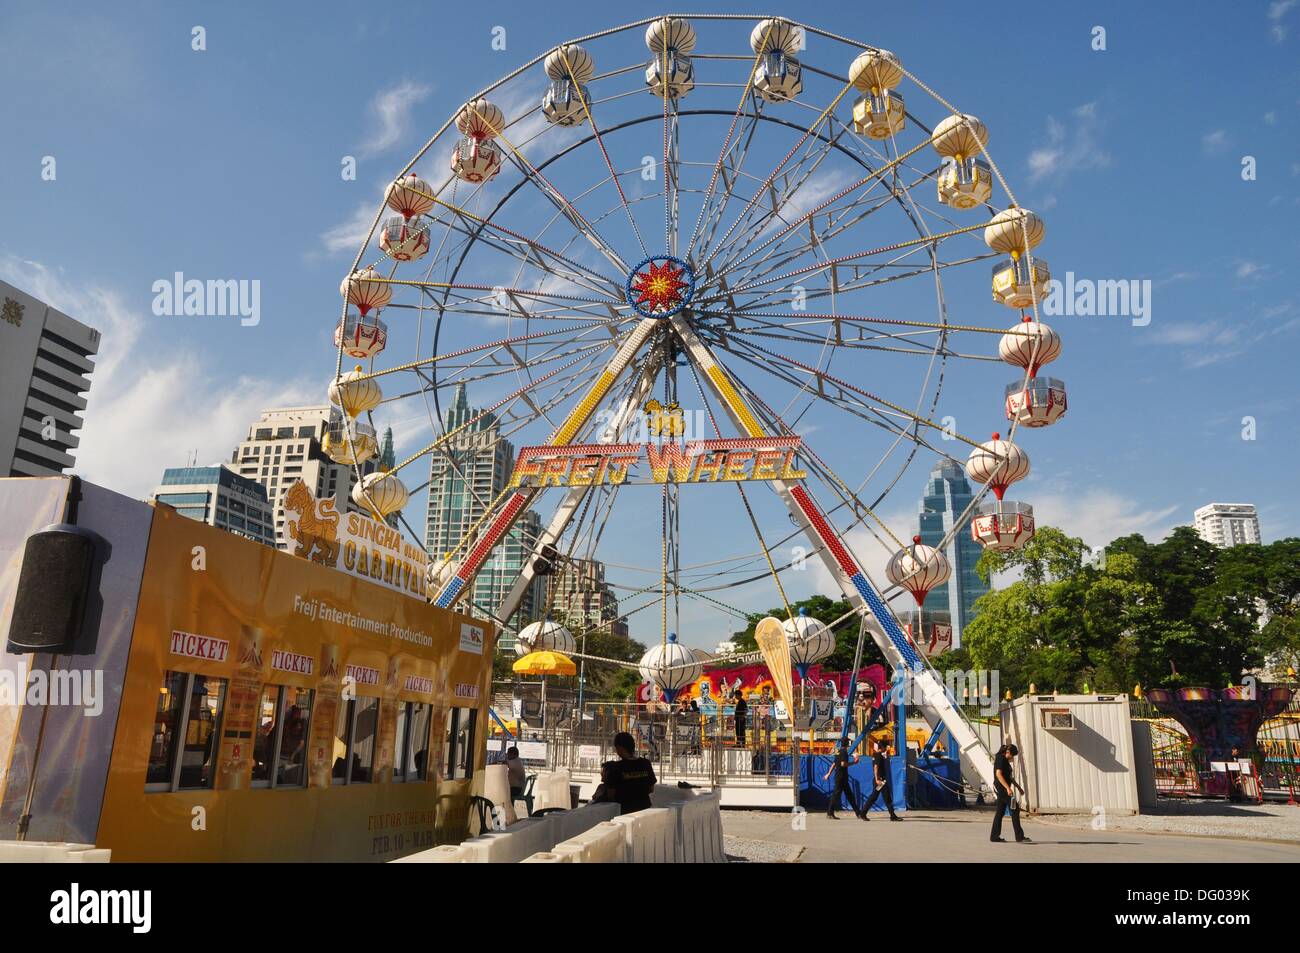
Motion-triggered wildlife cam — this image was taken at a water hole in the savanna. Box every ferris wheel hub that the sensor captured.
[626,254,695,319]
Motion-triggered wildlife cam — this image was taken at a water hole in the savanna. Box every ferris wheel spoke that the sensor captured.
[694,112,847,275]
[682,25,776,260]
[707,136,940,287]
[556,45,650,260]
[695,77,858,275]
[713,332,987,452]
[477,112,629,276]
[396,181,624,297]
[715,170,926,289]
[718,214,995,298]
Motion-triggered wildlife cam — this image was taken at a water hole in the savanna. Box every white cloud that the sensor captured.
[1030,489,1181,551]
[1264,111,1278,125]
[1235,261,1264,280]
[1027,102,1111,185]
[358,81,432,159]
[0,257,315,500]
[319,200,382,257]
[1201,129,1229,155]
[1269,0,1296,41]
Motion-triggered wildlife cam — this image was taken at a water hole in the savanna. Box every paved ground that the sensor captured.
[721,807,1300,862]
[1046,800,1300,843]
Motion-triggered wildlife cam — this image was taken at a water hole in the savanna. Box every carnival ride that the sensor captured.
[324,15,1069,795]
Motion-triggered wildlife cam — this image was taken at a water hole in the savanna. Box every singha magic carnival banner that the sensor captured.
[280,479,428,599]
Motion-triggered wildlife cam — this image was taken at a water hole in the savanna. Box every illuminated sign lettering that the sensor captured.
[508,437,807,488]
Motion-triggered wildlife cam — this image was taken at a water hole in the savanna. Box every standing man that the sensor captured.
[860,737,901,820]
[599,732,657,815]
[990,742,1031,843]
[821,741,865,819]
[734,692,749,748]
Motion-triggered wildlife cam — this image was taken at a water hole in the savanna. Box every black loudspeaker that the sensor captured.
[5,523,98,653]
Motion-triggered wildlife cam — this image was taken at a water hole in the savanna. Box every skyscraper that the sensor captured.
[151,464,276,546]
[915,459,989,648]
[548,557,629,640]
[1194,503,1262,548]
[425,385,544,649]
[0,279,100,477]
[230,406,378,548]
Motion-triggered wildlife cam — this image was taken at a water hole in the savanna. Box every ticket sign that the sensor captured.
[508,437,807,489]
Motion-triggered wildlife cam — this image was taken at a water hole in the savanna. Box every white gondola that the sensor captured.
[323,415,378,465]
[971,500,1036,552]
[333,310,387,360]
[937,157,993,210]
[750,18,803,102]
[543,44,594,126]
[378,215,431,262]
[645,18,696,99]
[1005,376,1068,428]
[992,255,1051,309]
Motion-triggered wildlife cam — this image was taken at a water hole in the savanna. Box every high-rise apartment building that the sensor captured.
[230,406,378,548]
[1194,503,1261,548]
[425,385,544,649]
[546,557,629,640]
[151,464,276,546]
[915,459,990,647]
[0,279,100,477]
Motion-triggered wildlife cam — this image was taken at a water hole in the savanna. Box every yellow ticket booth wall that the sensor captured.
[97,504,493,861]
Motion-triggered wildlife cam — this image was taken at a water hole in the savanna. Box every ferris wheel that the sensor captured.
[325,14,1067,790]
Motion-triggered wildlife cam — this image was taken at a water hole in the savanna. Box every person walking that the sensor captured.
[990,742,1031,843]
[860,737,901,820]
[821,741,865,819]
[734,693,749,748]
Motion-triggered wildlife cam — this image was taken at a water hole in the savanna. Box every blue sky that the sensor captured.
[2,1,1297,647]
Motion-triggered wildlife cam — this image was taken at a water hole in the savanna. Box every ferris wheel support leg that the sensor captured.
[431,317,662,613]
[668,315,996,795]
[491,339,668,630]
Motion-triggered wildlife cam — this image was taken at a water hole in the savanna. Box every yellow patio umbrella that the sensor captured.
[512,651,577,731]
[512,651,577,676]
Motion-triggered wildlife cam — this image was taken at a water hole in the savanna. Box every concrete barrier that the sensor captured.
[457,815,556,864]
[674,792,726,863]
[610,807,677,863]
[551,801,619,843]
[0,841,111,863]
[531,768,573,812]
[551,821,625,863]
[390,790,725,863]
[482,764,519,825]
[391,844,466,863]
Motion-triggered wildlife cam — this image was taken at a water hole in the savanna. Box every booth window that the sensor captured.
[145,671,227,793]
[394,702,432,782]
[252,686,313,789]
[332,695,380,784]
[444,708,477,780]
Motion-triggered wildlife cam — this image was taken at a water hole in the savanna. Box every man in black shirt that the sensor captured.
[734,693,748,748]
[821,741,865,819]
[599,732,657,814]
[990,742,1031,842]
[860,737,901,820]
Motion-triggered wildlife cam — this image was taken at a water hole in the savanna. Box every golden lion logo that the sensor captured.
[283,480,340,567]
[644,399,685,437]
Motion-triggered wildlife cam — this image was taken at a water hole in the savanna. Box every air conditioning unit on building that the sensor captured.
[1040,708,1076,730]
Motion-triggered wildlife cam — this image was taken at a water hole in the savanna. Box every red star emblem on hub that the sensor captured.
[631,259,689,314]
